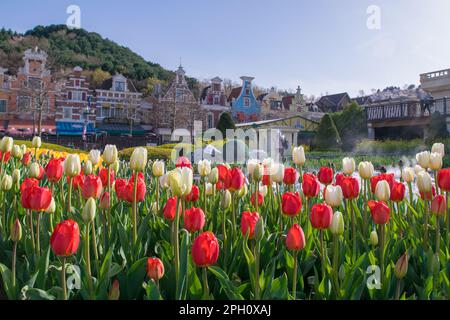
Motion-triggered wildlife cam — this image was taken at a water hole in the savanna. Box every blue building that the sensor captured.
[227,76,261,123]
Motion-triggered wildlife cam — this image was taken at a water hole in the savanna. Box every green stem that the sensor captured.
[254,241,260,300]
[132,171,138,244]
[379,224,385,285]
[395,279,401,300]
[28,210,35,253]
[292,250,298,299]
[332,234,340,298]
[320,230,326,278]
[107,166,112,237]
[350,199,357,262]
[174,197,181,297]
[36,212,41,256]
[231,192,236,242]
[91,220,99,275]
[61,257,67,300]
[156,178,160,214]
[202,267,210,300]
[12,242,17,296]
[67,177,72,213]
[424,200,429,250]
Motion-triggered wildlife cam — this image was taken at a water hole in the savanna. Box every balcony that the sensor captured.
[420,68,450,98]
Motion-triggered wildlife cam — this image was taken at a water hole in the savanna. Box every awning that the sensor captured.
[56,121,95,136]
[96,123,147,136]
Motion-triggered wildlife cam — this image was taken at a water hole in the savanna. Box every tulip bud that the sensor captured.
[88,149,101,166]
[152,160,165,177]
[0,174,12,191]
[103,144,118,166]
[20,144,27,154]
[358,161,374,180]
[342,157,355,175]
[108,279,120,300]
[11,145,23,159]
[205,183,213,195]
[64,154,81,177]
[429,152,443,171]
[325,185,343,207]
[32,136,41,149]
[159,173,169,189]
[29,162,41,179]
[431,143,445,158]
[83,160,93,175]
[180,167,193,196]
[220,190,232,209]
[12,169,20,189]
[146,257,165,282]
[111,160,120,173]
[99,192,110,210]
[394,252,408,279]
[130,147,148,172]
[45,197,56,214]
[10,219,22,242]
[292,146,306,166]
[330,211,344,236]
[253,163,264,181]
[253,218,265,242]
[0,136,13,153]
[197,159,211,177]
[375,180,391,202]
[82,197,97,223]
[417,171,432,193]
[207,167,219,184]
[168,169,183,196]
[370,230,378,246]
[237,184,248,198]
[416,151,430,169]
[402,167,414,183]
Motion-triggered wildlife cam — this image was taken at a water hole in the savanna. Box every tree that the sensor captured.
[315,113,342,151]
[427,112,448,141]
[332,102,367,151]
[90,68,110,88]
[216,112,235,137]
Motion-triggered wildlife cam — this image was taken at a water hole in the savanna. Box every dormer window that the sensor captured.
[245,88,250,96]
[115,81,125,92]
[244,97,250,107]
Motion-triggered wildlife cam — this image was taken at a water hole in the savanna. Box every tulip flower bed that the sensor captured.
[0,137,449,301]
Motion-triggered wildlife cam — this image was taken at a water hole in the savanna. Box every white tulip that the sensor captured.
[416,151,430,169]
[414,164,425,175]
[375,180,391,202]
[64,154,81,177]
[152,160,165,177]
[429,152,443,171]
[417,171,432,193]
[271,163,285,184]
[259,185,268,197]
[198,159,212,177]
[31,136,41,149]
[358,161,374,180]
[292,146,306,166]
[159,173,170,189]
[342,157,355,175]
[88,149,101,165]
[330,211,344,236]
[247,159,259,176]
[325,185,343,207]
[431,143,445,158]
[0,136,13,153]
[205,183,214,195]
[103,145,118,166]
[401,167,415,183]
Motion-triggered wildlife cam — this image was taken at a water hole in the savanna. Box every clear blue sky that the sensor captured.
[1,0,449,97]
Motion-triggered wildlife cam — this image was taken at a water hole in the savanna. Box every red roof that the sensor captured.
[282,95,294,110]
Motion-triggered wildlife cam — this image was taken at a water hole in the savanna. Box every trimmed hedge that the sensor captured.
[118,146,172,161]
[14,140,87,154]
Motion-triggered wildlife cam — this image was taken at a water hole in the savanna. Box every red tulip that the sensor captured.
[281,192,302,217]
[20,178,39,209]
[184,184,199,202]
[20,178,39,194]
[163,196,178,221]
[184,207,205,233]
[50,219,80,257]
[191,231,219,267]
[146,257,164,281]
[420,185,436,201]
[81,174,103,199]
[283,167,298,185]
[336,174,359,199]
[45,158,64,183]
[68,172,85,190]
[370,173,394,193]
[216,164,230,190]
[250,192,264,207]
[302,173,320,198]
[0,151,10,163]
[286,224,306,251]
[240,211,260,239]
[437,168,450,192]
[368,200,390,224]
[310,203,333,229]
[99,168,115,188]
[390,180,405,202]
[22,152,31,166]
[318,167,333,185]
[228,167,244,192]
[35,165,45,180]
[175,156,192,169]
[262,166,271,186]
[99,192,110,210]
[431,195,446,216]
[21,183,52,212]
[115,173,146,203]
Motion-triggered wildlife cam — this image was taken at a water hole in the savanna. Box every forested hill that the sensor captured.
[0,24,198,95]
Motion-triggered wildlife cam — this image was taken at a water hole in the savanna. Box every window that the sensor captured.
[75,80,80,87]
[27,77,42,90]
[115,81,125,92]
[213,96,219,105]
[176,88,183,102]
[207,113,214,129]
[71,91,83,101]
[63,107,72,119]
[17,96,31,111]
[245,88,250,95]
[244,97,250,107]
[0,100,6,113]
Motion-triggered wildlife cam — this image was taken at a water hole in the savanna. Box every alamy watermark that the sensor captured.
[66,5,81,29]
[366,5,381,30]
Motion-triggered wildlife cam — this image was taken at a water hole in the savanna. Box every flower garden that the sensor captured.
[0,136,448,300]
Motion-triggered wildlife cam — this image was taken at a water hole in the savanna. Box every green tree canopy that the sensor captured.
[427,111,448,141]
[331,102,367,151]
[216,113,235,137]
[315,113,342,151]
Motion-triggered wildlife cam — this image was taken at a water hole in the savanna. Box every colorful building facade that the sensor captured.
[228,76,261,123]
[200,76,231,129]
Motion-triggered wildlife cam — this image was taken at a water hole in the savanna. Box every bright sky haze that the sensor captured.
[1,0,450,97]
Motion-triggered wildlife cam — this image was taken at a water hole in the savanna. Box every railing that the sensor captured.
[366,97,447,122]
